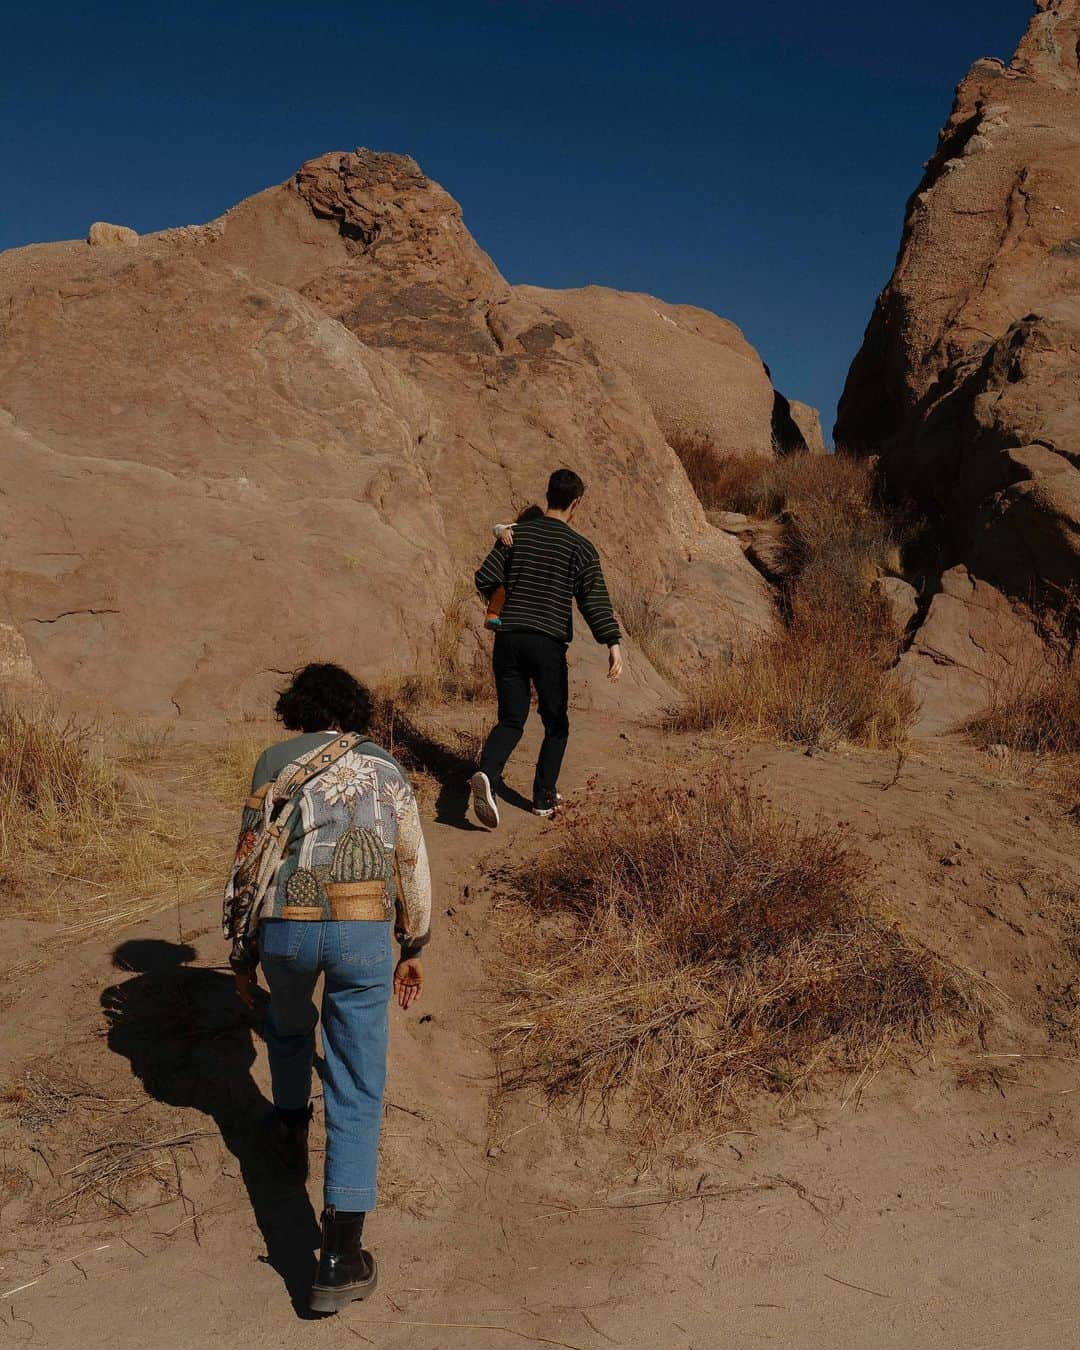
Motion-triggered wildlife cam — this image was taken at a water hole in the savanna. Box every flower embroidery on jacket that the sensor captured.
[379,778,412,822]
[314,757,380,808]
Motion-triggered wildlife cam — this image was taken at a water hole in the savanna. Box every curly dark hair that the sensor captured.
[274,663,373,735]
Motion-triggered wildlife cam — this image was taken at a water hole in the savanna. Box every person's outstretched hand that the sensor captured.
[607,643,624,682]
[394,958,424,1010]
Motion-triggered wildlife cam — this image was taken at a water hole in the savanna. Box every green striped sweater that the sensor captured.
[474,516,622,646]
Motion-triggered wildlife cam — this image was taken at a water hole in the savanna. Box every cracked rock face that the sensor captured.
[0,149,787,716]
[897,566,1047,735]
[514,285,786,457]
[836,0,1080,604]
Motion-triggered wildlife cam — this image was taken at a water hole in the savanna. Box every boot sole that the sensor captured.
[469,772,500,830]
[310,1259,378,1313]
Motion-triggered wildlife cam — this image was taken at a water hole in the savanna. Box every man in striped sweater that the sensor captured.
[470,468,623,826]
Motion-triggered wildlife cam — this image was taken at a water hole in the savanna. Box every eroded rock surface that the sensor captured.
[516,284,802,456]
[898,567,1046,735]
[836,0,1080,605]
[87,222,139,248]
[0,150,778,715]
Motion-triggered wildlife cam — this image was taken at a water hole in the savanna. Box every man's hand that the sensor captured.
[607,643,624,682]
[394,958,424,1010]
[496,525,515,547]
[234,967,258,1009]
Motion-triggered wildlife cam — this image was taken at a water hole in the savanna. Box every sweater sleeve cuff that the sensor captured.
[398,930,430,960]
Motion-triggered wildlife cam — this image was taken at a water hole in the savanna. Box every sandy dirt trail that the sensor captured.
[1,711,1078,1350]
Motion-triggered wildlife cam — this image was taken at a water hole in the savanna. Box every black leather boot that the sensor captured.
[309,1206,377,1313]
[271,1103,312,1181]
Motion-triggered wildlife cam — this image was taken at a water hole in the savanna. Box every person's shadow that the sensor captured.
[102,939,322,1317]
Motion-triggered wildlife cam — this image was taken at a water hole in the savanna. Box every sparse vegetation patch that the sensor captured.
[0,700,214,933]
[671,444,917,749]
[495,773,980,1144]
[966,649,1080,818]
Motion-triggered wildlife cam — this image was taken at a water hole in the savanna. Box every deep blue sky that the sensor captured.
[2,1,1030,434]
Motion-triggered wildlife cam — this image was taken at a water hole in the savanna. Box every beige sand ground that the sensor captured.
[1,708,1078,1349]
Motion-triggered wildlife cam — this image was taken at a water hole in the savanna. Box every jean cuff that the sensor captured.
[325,1184,378,1210]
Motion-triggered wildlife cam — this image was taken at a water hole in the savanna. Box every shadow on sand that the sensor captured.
[101,939,322,1318]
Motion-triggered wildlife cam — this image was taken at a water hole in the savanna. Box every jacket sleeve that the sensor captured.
[574,545,622,646]
[394,792,432,959]
[474,540,508,598]
[223,754,275,967]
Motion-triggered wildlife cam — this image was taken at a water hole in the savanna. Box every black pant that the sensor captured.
[479,631,569,806]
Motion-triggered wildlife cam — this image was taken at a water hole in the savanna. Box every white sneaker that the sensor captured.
[469,771,500,829]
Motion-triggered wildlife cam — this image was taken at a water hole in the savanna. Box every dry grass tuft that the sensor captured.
[675,648,916,752]
[391,578,491,707]
[966,651,1080,817]
[121,723,176,765]
[670,436,776,516]
[206,728,267,804]
[672,449,916,749]
[0,700,215,930]
[495,773,981,1143]
[613,586,682,686]
[2,1067,137,1132]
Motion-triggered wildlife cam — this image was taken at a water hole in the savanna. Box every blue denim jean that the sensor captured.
[260,918,393,1211]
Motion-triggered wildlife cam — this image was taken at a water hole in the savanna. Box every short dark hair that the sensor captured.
[275,662,373,735]
[546,468,584,510]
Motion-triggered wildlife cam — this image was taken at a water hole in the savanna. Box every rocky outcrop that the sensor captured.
[0,258,443,716]
[897,567,1047,735]
[515,285,807,457]
[87,222,139,248]
[836,0,1080,607]
[788,400,826,454]
[0,150,777,717]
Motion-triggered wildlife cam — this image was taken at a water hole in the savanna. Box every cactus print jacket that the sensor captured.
[225,732,431,964]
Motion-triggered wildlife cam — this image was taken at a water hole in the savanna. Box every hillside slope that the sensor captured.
[0,151,793,717]
[0,711,1078,1348]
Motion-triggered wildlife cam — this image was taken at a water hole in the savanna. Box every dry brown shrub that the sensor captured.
[966,652,1080,757]
[676,627,917,750]
[0,700,214,930]
[391,578,490,707]
[206,727,267,803]
[495,774,981,1143]
[613,586,682,686]
[966,650,1080,817]
[670,436,779,516]
[673,452,917,748]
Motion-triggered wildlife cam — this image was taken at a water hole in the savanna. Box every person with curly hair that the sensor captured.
[224,662,431,1313]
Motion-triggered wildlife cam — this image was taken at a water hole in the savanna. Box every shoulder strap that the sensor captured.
[266,733,362,839]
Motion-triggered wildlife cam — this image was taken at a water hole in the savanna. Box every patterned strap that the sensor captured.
[265,734,362,843]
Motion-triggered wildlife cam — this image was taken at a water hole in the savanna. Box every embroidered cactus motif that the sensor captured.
[331,827,390,884]
[286,867,323,906]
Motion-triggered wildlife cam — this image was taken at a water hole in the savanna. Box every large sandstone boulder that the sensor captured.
[836,0,1080,607]
[0,150,777,717]
[87,222,139,248]
[897,566,1046,735]
[788,400,825,454]
[514,285,812,456]
[0,256,444,716]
